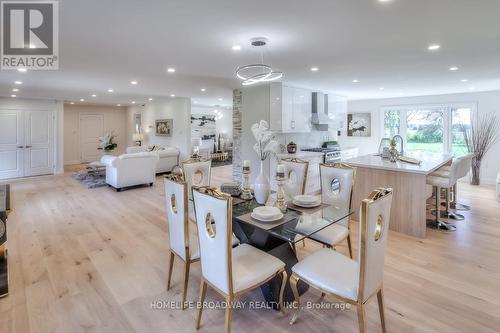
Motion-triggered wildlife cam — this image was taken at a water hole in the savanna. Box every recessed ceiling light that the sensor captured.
[167,68,176,73]
[170,94,175,97]
[131,101,136,104]
[218,98,223,101]
[379,87,385,90]
[12,88,19,92]
[17,68,27,72]
[310,67,319,72]
[469,87,476,90]
[449,66,459,71]
[70,102,75,105]
[130,80,138,85]
[14,81,22,85]
[352,79,359,83]
[80,98,85,102]
[107,89,113,93]
[148,98,153,101]
[91,94,97,97]
[232,45,241,51]
[193,101,198,104]
[427,44,440,51]
[10,94,16,98]
[201,88,206,92]
[461,79,469,82]
[117,104,121,106]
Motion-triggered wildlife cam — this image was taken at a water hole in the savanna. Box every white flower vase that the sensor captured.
[254,160,270,204]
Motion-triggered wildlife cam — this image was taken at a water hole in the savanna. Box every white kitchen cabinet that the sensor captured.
[328,94,348,131]
[270,83,312,133]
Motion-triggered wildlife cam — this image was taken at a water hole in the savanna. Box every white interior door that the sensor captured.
[80,114,104,162]
[24,110,54,177]
[0,110,24,179]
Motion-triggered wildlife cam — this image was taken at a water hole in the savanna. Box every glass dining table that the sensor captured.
[189,195,353,307]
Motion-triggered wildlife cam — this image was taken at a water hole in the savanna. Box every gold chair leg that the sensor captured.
[377,289,387,333]
[167,251,175,290]
[302,239,306,247]
[357,304,366,333]
[196,278,207,330]
[289,274,301,325]
[225,295,233,333]
[279,270,287,315]
[182,260,191,310]
[346,234,353,259]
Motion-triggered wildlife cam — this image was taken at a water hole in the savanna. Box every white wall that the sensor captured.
[63,104,127,164]
[126,97,191,160]
[342,90,500,184]
[0,97,64,174]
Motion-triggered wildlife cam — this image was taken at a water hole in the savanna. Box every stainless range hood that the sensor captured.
[311,92,332,131]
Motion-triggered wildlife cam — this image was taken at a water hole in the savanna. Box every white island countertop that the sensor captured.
[344,152,453,175]
[277,151,324,159]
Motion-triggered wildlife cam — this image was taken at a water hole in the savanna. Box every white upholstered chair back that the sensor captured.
[320,164,355,227]
[182,159,211,199]
[358,188,393,303]
[457,153,473,179]
[282,159,309,197]
[164,177,189,260]
[193,188,233,295]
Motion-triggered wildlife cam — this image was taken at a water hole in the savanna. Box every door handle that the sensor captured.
[17,146,24,148]
[25,145,32,148]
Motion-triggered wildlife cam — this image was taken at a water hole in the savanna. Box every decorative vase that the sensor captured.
[254,160,270,204]
[470,157,481,185]
[287,142,297,154]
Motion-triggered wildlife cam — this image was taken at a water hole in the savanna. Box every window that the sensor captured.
[382,104,474,155]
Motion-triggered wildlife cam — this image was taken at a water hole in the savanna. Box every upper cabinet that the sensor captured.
[327,94,348,131]
[270,83,312,133]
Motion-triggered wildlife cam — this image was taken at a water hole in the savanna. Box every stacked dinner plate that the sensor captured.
[292,195,321,208]
[251,206,283,222]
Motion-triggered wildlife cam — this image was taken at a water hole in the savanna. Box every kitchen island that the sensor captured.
[345,153,452,238]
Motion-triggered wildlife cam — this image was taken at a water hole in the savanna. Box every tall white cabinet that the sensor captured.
[269,83,312,133]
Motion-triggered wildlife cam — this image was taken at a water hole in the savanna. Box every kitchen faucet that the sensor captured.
[392,135,404,156]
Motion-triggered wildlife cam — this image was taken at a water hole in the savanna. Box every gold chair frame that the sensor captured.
[281,158,309,195]
[290,188,393,333]
[192,186,288,333]
[165,175,200,309]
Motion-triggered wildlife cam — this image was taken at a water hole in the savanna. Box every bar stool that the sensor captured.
[426,159,461,231]
[432,153,473,211]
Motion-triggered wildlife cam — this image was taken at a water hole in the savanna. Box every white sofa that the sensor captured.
[101,152,158,191]
[126,145,179,173]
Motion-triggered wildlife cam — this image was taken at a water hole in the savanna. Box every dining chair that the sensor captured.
[308,163,356,258]
[164,175,200,309]
[281,158,309,198]
[192,186,287,333]
[290,188,393,333]
[181,157,212,199]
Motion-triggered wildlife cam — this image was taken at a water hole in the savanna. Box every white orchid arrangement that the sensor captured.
[251,120,280,161]
[98,132,118,152]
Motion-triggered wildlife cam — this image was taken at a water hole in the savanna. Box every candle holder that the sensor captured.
[275,174,287,213]
[240,167,253,200]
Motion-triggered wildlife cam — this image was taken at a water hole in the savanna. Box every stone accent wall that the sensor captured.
[232,89,243,183]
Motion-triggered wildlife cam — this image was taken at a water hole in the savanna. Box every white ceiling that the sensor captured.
[1,0,500,105]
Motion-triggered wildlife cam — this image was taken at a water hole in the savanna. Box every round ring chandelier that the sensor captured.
[235,39,283,85]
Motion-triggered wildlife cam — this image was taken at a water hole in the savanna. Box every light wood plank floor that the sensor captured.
[1,164,499,332]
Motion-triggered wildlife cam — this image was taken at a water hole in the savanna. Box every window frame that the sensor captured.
[380,102,477,155]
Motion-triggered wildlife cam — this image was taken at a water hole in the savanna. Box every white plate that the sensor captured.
[292,199,321,208]
[293,195,319,205]
[251,212,284,222]
[252,206,282,219]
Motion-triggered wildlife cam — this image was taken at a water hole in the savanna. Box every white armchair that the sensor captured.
[101,152,158,191]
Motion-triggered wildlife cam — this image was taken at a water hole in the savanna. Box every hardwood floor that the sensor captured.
[1,164,499,332]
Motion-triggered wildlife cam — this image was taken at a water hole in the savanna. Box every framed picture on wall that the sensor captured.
[155,119,173,137]
[347,113,371,137]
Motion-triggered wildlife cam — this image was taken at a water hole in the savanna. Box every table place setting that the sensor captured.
[236,205,296,231]
[287,194,329,214]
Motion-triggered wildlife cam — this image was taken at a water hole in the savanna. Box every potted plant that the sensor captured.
[98,133,118,155]
[251,120,280,204]
[461,113,500,185]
